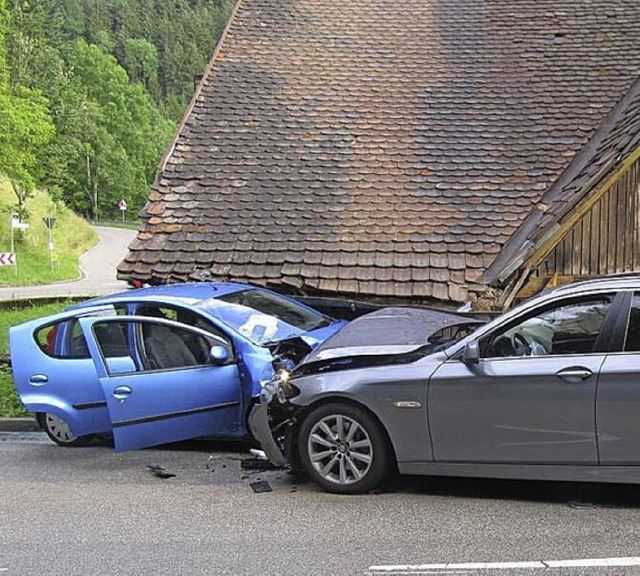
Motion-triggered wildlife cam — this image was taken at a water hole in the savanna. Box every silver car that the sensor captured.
[250,275,640,493]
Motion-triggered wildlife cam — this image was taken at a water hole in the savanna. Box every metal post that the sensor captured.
[48,225,54,271]
[42,217,56,273]
[10,211,17,277]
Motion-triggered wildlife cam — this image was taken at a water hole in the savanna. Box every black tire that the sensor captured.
[37,413,90,447]
[298,402,390,494]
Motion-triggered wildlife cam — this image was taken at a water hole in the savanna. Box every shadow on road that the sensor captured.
[391,474,640,508]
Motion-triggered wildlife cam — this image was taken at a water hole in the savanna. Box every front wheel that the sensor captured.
[37,413,90,447]
[298,403,390,494]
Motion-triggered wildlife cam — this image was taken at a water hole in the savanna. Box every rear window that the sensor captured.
[36,306,126,359]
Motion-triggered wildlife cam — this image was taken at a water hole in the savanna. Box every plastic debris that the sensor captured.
[249,448,268,460]
[146,464,176,479]
[241,458,279,470]
[250,480,273,493]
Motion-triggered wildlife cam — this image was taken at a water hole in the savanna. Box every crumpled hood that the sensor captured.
[300,307,482,365]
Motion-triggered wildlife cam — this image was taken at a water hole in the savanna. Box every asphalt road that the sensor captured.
[0,226,136,301]
[2,433,640,576]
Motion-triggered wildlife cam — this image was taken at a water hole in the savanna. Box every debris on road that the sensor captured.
[241,457,280,471]
[250,480,273,493]
[249,448,268,460]
[147,464,177,479]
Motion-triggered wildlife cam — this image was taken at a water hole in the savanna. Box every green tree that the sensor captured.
[1,0,234,217]
[0,86,55,208]
[0,0,54,209]
[124,37,158,92]
[55,40,172,218]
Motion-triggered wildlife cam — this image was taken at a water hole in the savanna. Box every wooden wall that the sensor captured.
[539,157,640,277]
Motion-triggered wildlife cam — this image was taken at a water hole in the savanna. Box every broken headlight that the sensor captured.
[274,369,300,402]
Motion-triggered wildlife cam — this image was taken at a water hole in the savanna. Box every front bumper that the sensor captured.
[248,401,287,467]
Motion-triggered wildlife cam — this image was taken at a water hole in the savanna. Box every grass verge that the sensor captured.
[0,180,98,286]
[0,300,73,417]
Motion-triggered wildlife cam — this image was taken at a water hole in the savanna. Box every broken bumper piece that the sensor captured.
[248,400,287,467]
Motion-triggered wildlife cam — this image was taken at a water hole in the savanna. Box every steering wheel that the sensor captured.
[492,331,535,357]
[510,332,533,356]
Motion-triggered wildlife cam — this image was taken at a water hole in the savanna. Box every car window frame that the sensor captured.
[33,305,126,360]
[84,316,234,377]
[477,292,627,361]
[131,303,235,359]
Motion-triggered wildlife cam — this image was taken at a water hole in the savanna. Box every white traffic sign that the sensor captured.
[11,218,29,230]
[118,199,127,211]
[0,253,16,266]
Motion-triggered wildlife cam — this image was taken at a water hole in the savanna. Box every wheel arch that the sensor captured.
[292,395,399,471]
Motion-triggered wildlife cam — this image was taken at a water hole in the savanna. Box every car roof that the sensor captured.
[549,273,640,297]
[68,282,253,310]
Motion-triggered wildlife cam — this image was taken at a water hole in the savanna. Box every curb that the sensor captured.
[0,417,40,432]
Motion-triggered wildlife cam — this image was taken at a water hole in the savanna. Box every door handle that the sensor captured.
[555,367,593,382]
[29,374,48,385]
[113,385,132,400]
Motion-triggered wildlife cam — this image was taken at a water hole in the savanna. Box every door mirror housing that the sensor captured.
[461,341,480,365]
[209,345,230,366]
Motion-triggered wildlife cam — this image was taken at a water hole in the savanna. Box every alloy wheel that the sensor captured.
[307,414,373,486]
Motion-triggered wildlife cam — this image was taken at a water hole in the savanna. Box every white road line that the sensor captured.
[546,557,640,568]
[368,556,640,573]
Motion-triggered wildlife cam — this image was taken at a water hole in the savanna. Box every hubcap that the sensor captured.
[45,414,77,443]
[307,414,373,485]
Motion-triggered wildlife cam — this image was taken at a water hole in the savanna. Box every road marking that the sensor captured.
[368,557,640,573]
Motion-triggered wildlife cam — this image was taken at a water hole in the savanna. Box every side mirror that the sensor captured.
[461,341,480,365]
[209,345,230,366]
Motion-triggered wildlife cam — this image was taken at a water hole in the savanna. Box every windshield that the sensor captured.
[199,289,330,345]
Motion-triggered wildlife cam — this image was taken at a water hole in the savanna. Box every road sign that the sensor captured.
[43,217,56,230]
[118,199,127,211]
[0,253,16,266]
[11,218,29,230]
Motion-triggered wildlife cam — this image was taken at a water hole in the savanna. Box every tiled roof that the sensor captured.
[119,0,640,303]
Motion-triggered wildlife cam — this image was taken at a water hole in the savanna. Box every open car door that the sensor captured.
[77,315,243,451]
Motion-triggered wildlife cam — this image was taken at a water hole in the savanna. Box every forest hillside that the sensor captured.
[0,0,234,220]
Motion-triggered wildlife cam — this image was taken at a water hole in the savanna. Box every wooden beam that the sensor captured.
[500,267,531,311]
[525,146,640,270]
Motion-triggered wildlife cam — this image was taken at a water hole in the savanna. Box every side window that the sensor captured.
[624,294,640,351]
[138,306,179,322]
[64,307,127,358]
[35,306,127,359]
[138,321,224,370]
[482,297,612,359]
[93,321,130,358]
[35,323,65,357]
[91,319,227,374]
[137,305,233,351]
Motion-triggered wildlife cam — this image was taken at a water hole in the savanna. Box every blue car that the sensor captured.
[9,282,346,450]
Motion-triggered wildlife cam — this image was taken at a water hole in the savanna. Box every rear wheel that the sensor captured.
[37,413,90,447]
[298,403,390,494]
